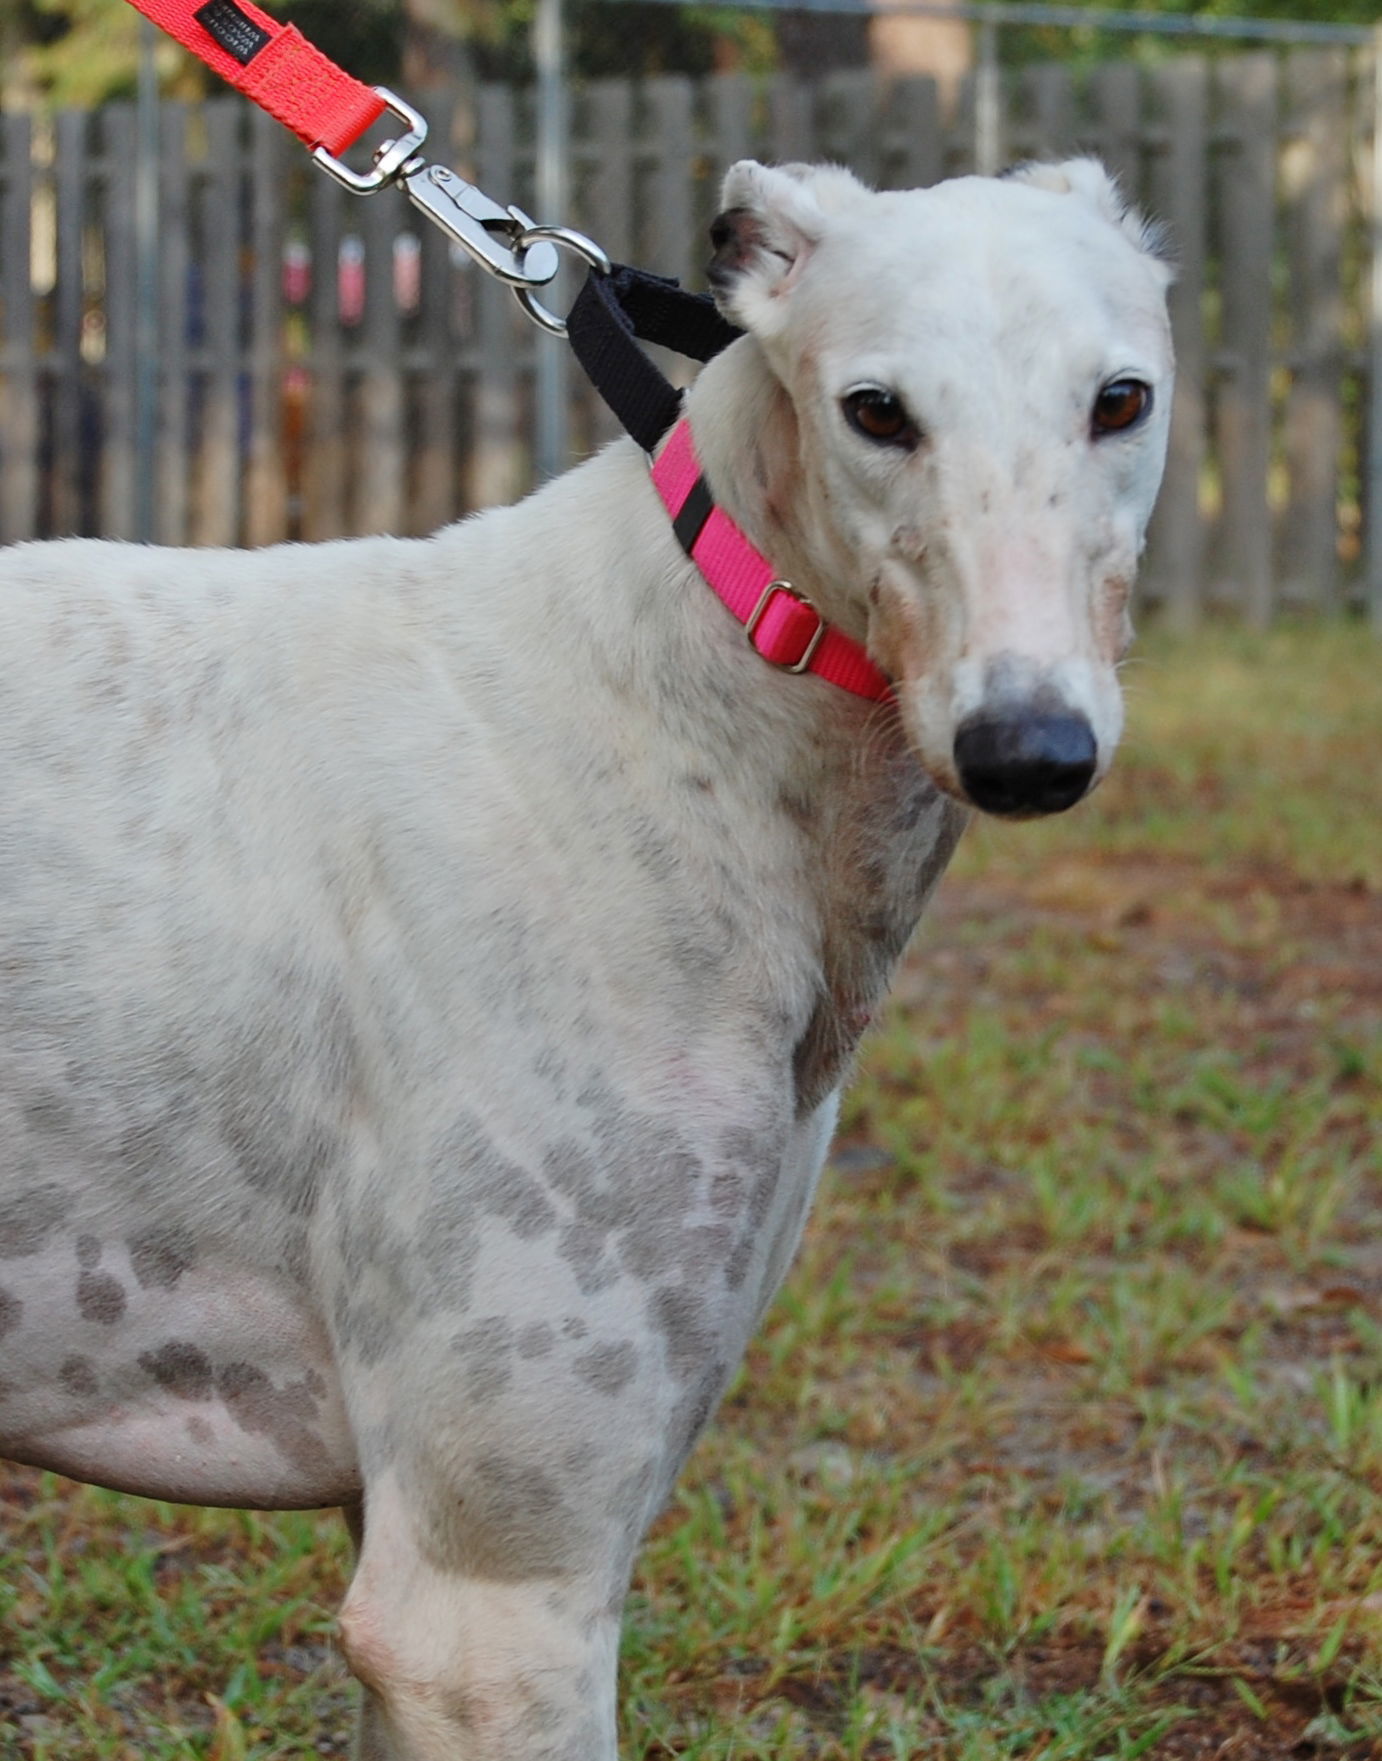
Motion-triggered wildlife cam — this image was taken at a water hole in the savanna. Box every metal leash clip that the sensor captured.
[312,86,610,334]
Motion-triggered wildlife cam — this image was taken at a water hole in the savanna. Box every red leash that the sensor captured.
[122,0,583,295]
[123,0,384,158]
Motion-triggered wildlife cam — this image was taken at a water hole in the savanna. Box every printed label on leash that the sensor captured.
[193,0,270,64]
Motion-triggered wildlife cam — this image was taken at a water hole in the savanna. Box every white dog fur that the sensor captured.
[0,158,1172,1758]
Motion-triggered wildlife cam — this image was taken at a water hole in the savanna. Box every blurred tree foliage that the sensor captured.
[1002,0,1379,70]
[4,0,400,104]
[2,0,1376,109]
[0,0,776,105]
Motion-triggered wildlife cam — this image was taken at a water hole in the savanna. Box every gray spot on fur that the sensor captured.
[76,1234,101,1268]
[0,1184,73,1258]
[469,1456,575,1573]
[332,1289,400,1366]
[726,1236,755,1289]
[667,1361,732,1465]
[441,1111,556,1243]
[777,787,816,828]
[414,1444,591,1582]
[77,1269,126,1324]
[710,1170,746,1217]
[516,1322,555,1359]
[334,1193,441,1364]
[721,1124,784,1235]
[0,1288,21,1339]
[556,1219,621,1294]
[139,1340,214,1399]
[651,1286,715,1382]
[217,1361,322,1472]
[574,1340,637,1395]
[793,778,967,1114]
[604,1456,661,1525]
[59,1355,98,1397]
[216,971,358,1217]
[541,1108,714,1292]
[413,1195,482,1313]
[452,1316,514,1403]
[129,1224,197,1291]
[542,1140,601,1206]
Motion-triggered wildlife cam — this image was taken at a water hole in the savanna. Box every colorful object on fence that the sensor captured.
[124,0,582,314]
[121,0,384,156]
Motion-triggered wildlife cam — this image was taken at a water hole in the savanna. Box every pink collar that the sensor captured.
[650,419,892,703]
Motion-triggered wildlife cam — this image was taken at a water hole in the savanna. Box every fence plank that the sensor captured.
[582,78,635,264]
[768,74,814,164]
[706,73,754,202]
[193,100,242,548]
[0,113,38,542]
[1215,53,1278,625]
[157,102,191,545]
[1087,62,1143,193]
[100,105,137,540]
[581,78,635,451]
[51,108,87,537]
[1024,62,1076,161]
[821,70,883,186]
[467,84,524,512]
[645,77,698,400]
[412,91,459,534]
[245,107,287,547]
[1144,58,1209,627]
[645,77,696,287]
[888,74,943,190]
[357,149,406,536]
[1279,48,1348,609]
[303,165,347,540]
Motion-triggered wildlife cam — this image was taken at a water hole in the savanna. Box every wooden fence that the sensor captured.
[0,54,1377,623]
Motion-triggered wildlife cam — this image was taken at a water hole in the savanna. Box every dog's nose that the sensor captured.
[953,709,1097,816]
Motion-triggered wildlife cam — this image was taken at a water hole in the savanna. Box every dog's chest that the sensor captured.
[785,748,969,1113]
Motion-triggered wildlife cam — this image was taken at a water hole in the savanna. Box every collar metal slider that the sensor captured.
[745,582,829,675]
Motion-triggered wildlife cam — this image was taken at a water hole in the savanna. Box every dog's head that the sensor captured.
[699,158,1174,817]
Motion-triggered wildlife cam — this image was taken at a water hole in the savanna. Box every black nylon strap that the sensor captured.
[566,264,743,453]
[671,476,714,553]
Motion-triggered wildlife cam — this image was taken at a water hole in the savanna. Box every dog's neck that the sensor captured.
[447,384,968,1112]
[680,340,869,645]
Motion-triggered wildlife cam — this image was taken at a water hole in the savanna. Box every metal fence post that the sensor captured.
[134,20,159,544]
[533,0,569,482]
[1370,26,1382,630]
[974,17,1001,174]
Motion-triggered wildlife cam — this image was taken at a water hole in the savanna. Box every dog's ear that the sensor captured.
[1004,157,1172,278]
[708,160,868,333]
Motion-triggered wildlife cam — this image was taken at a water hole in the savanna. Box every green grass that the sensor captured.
[4,621,1381,1758]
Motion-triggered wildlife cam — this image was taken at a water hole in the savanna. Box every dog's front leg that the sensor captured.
[339,1471,624,1761]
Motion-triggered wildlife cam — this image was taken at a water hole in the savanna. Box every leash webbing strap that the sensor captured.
[123,0,385,155]
[567,265,742,454]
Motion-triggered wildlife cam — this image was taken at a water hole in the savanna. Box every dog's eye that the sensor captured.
[842,387,919,450]
[1092,379,1151,436]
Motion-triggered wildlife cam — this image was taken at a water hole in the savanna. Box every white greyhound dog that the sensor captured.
[0,157,1172,1757]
